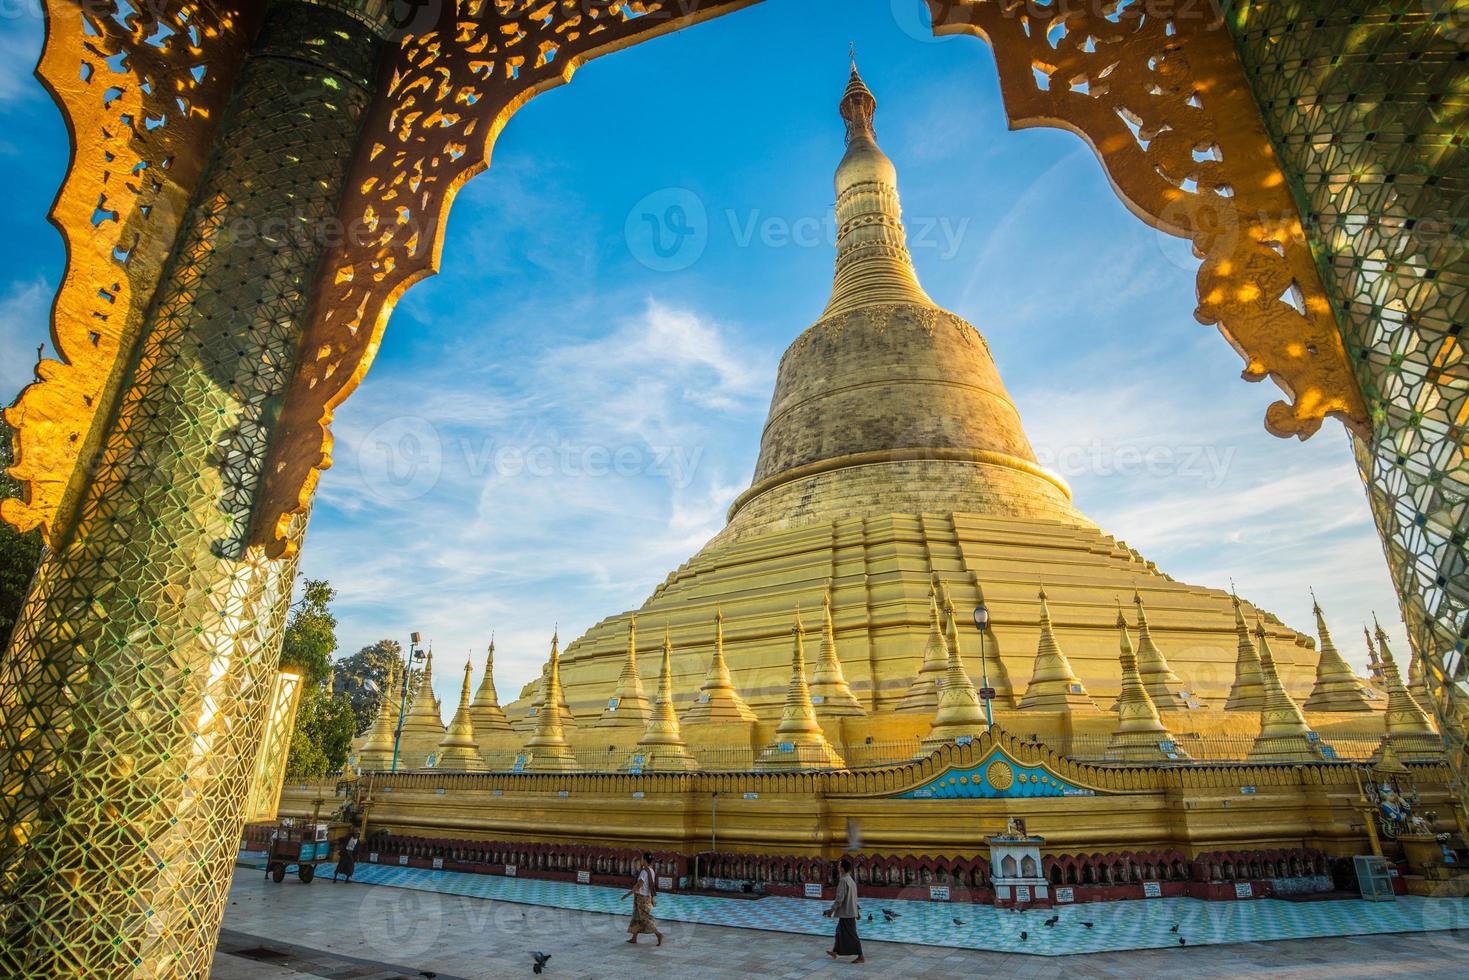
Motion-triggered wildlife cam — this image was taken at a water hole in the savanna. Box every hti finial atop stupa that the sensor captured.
[826,59,933,319]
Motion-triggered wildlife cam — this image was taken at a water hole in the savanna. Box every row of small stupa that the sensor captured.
[354,582,1440,772]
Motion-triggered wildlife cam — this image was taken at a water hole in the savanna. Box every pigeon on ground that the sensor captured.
[1044,915,1058,927]
[1178,937,1187,946]
[866,913,872,922]
[1081,921,1094,928]
[881,909,898,921]
[952,917,963,926]
[1019,931,1028,941]
[419,973,437,979]
[1170,923,1179,933]
[532,951,551,974]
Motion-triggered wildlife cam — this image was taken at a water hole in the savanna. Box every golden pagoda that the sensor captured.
[808,589,866,718]
[1104,609,1184,763]
[1130,592,1191,710]
[1405,645,1435,711]
[630,628,700,772]
[756,610,845,770]
[396,651,447,768]
[1246,619,1327,763]
[505,63,1326,747]
[514,649,577,734]
[435,659,487,771]
[1017,587,1097,712]
[681,609,756,724]
[919,591,990,751]
[1372,618,1441,761]
[469,638,513,736]
[1302,595,1373,711]
[597,616,653,729]
[519,633,579,773]
[1224,592,1266,711]
[356,662,400,770]
[895,584,948,713]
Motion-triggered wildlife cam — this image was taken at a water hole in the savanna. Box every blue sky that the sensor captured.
[0,0,1408,708]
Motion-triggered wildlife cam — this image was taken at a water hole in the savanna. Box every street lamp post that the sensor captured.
[389,631,425,773]
[973,605,994,729]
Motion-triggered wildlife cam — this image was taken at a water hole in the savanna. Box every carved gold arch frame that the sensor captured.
[5,0,1366,553]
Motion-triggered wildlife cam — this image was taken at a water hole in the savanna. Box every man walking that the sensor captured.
[825,858,864,964]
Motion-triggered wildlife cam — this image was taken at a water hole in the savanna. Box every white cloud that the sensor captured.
[0,12,42,106]
[0,277,51,404]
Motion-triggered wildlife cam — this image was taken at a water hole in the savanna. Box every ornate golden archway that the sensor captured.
[0,1,1461,974]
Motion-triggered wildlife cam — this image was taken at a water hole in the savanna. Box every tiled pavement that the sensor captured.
[233,852,1469,956]
[217,862,1469,978]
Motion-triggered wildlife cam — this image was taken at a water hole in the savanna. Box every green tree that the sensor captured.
[280,578,355,777]
[0,418,44,651]
[336,638,407,735]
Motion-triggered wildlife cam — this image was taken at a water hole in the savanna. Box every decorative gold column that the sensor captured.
[469,639,513,736]
[1247,620,1327,763]
[597,615,652,729]
[682,609,756,724]
[920,592,990,751]
[756,610,844,770]
[1017,587,1096,712]
[520,634,579,773]
[1373,619,1442,762]
[1131,593,1190,710]
[1105,610,1182,763]
[435,660,487,772]
[0,2,389,974]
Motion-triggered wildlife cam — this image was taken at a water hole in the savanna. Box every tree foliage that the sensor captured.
[336,638,411,735]
[0,418,44,651]
[281,578,355,777]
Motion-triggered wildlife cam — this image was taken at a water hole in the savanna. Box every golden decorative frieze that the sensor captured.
[251,0,760,556]
[927,0,1368,440]
[3,1,262,541]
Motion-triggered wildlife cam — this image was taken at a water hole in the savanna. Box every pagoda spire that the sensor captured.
[808,586,866,717]
[598,615,653,728]
[1374,617,1430,714]
[1105,606,1184,762]
[1405,642,1435,710]
[823,61,934,319]
[1018,587,1096,711]
[395,650,446,768]
[1130,591,1191,709]
[920,587,990,751]
[630,627,699,772]
[1372,616,1440,760]
[1223,592,1266,711]
[469,637,513,735]
[435,659,487,771]
[682,608,756,724]
[356,661,399,770]
[1302,593,1373,711]
[756,607,845,770]
[1363,626,1387,686]
[520,632,579,772]
[897,581,949,713]
[1246,618,1326,763]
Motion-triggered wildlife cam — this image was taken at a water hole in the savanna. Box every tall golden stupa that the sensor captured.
[493,65,1340,751]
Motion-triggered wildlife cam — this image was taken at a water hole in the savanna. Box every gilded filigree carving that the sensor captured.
[251,0,759,556]
[3,2,261,541]
[927,0,1369,441]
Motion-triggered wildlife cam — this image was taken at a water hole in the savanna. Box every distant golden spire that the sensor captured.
[682,608,757,724]
[520,632,579,772]
[1105,606,1184,762]
[1363,625,1386,686]
[1246,618,1326,763]
[756,607,845,770]
[630,627,699,772]
[1130,592,1190,709]
[470,637,513,735]
[1223,592,1266,711]
[823,62,934,319]
[897,581,948,713]
[1302,593,1373,711]
[356,662,400,770]
[920,587,989,751]
[1018,587,1096,712]
[435,659,487,771]
[1372,616,1441,761]
[598,615,653,729]
[808,587,866,717]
